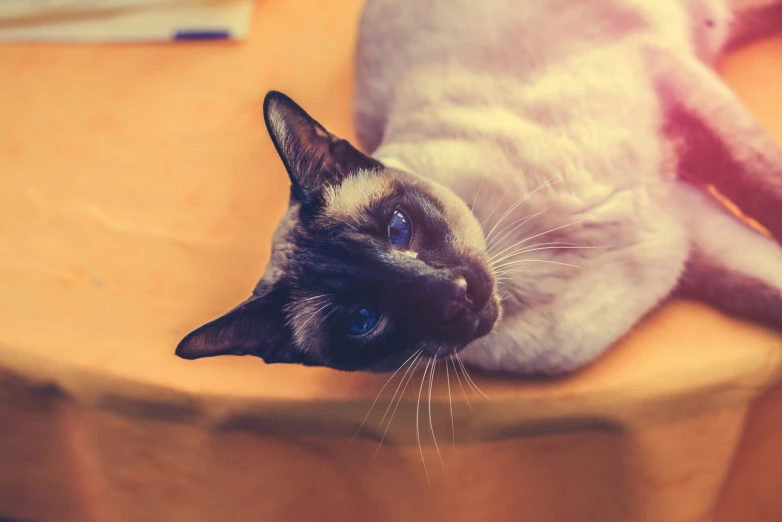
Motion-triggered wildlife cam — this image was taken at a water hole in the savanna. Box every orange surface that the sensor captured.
[1,1,782,521]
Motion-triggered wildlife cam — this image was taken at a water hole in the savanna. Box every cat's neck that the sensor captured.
[371,112,563,219]
[370,81,667,222]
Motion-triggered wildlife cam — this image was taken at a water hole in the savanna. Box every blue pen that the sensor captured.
[173,29,230,41]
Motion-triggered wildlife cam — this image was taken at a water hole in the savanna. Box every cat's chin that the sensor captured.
[473,292,501,337]
[424,297,500,359]
[475,311,497,339]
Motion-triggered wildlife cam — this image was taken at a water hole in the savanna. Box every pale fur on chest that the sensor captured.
[376,138,689,374]
[354,0,738,374]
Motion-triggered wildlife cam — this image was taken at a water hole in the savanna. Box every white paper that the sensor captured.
[0,0,253,42]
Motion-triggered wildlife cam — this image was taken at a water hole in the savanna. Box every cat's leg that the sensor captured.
[674,183,782,327]
[650,48,782,242]
[725,0,782,50]
[352,95,385,155]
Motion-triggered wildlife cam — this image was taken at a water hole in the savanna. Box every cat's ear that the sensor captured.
[175,287,304,365]
[263,91,382,202]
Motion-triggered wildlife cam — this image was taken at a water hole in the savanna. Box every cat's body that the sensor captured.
[352,0,782,374]
[176,0,782,376]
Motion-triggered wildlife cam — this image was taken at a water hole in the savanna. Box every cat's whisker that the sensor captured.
[417,358,433,484]
[490,244,599,267]
[450,356,472,410]
[493,259,583,270]
[490,240,574,264]
[484,196,540,245]
[456,354,493,401]
[445,358,455,451]
[479,193,506,233]
[470,173,486,212]
[494,268,534,277]
[486,205,557,254]
[490,222,584,263]
[455,354,473,393]
[484,176,562,243]
[494,270,534,280]
[372,354,424,462]
[485,169,569,252]
[428,351,444,469]
[488,218,587,263]
[353,349,422,440]
[492,239,573,257]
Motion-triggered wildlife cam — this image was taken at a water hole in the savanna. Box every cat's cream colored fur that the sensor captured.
[352,0,782,374]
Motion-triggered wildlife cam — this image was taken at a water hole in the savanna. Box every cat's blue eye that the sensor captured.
[388,209,412,246]
[346,307,380,336]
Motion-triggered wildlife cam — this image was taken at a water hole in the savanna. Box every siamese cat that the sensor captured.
[176,0,782,375]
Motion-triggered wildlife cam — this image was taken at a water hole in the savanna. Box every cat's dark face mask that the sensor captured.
[175,92,501,373]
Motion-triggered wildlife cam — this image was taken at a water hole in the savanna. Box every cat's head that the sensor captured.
[175,92,501,372]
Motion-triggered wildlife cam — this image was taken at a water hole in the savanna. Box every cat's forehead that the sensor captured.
[319,167,484,251]
[322,169,396,220]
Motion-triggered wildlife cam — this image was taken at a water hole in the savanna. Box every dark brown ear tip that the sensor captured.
[263,90,301,116]
[174,344,194,360]
[263,90,284,109]
[174,333,202,360]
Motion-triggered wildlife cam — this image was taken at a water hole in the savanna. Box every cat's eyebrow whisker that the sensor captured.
[456,353,493,401]
[315,308,336,329]
[352,349,422,440]
[372,353,424,462]
[486,205,557,255]
[488,218,587,262]
[293,302,330,339]
[298,293,330,302]
[417,358,433,484]
[493,259,584,270]
[450,356,472,410]
[428,351,444,469]
[484,176,562,244]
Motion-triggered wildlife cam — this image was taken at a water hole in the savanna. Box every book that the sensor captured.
[0,0,254,42]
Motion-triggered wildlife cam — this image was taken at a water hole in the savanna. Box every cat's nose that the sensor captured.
[439,268,495,321]
[461,266,492,311]
[412,268,492,323]
[441,276,470,321]
[413,274,470,321]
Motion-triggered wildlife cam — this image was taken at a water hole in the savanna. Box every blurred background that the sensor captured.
[1,1,782,521]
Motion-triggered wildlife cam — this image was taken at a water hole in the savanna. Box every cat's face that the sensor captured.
[175,92,501,372]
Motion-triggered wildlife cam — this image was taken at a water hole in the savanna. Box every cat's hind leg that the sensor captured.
[726,0,782,50]
[675,183,782,328]
[650,48,782,242]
